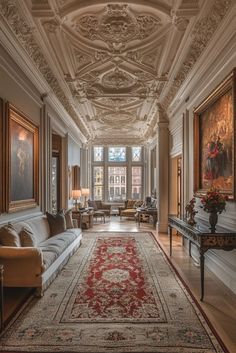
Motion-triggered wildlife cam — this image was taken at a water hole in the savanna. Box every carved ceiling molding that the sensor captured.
[1,1,230,144]
[88,137,145,146]
[73,4,162,50]
[161,0,233,110]
[0,0,90,139]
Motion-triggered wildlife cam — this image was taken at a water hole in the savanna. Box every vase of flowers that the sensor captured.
[201,188,228,232]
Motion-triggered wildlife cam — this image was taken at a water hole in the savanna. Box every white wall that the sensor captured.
[168,8,236,293]
[0,44,43,223]
[0,44,83,223]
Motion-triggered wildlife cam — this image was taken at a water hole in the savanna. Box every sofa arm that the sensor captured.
[0,247,43,286]
[118,205,125,215]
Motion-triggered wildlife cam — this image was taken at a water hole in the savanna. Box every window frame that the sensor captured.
[91,146,144,202]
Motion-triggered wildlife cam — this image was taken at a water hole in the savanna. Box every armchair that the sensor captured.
[88,200,111,217]
[119,200,143,219]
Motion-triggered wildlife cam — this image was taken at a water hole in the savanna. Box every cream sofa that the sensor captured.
[0,215,82,295]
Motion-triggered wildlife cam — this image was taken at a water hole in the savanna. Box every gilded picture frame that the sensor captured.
[6,104,39,212]
[194,69,236,199]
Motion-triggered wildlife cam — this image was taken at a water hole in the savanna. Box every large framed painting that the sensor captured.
[194,69,236,199]
[6,104,39,212]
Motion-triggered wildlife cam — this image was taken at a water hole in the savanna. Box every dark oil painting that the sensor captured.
[10,119,34,201]
[200,89,233,192]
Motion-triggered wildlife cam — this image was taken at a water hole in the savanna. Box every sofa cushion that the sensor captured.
[0,223,21,247]
[20,226,37,247]
[15,217,50,246]
[46,210,66,236]
[64,209,74,229]
[40,231,79,270]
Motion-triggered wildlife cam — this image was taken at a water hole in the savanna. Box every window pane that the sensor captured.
[108,147,126,162]
[132,166,142,200]
[93,166,104,200]
[132,146,142,161]
[94,146,104,162]
[108,166,127,201]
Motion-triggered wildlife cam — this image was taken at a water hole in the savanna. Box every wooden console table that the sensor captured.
[168,215,236,301]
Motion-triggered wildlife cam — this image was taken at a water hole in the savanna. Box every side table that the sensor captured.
[0,264,3,332]
[81,212,94,229]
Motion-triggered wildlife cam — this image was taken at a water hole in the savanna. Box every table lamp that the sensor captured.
[81,188,90,208]
[72,189,81,210]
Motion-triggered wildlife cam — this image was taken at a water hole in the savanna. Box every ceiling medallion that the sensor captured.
[102,67,135,90]
[74,4,161,47]
[98,110,136,126]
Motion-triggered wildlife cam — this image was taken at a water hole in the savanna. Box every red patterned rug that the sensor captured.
[0,232,227,353]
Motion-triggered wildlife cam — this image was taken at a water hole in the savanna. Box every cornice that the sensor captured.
[168,5,236,115]
[0,0,89,141]
[160,0,234,111]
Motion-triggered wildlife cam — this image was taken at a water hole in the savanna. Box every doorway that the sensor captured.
[169,155,182,217]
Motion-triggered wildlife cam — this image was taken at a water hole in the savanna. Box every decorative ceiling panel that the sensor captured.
[0,0,233,144]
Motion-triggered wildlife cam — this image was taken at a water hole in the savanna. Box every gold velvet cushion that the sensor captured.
[20,226,37,247]
[64,209,74,229]
[0,223,21,247]
[46,210,66,236]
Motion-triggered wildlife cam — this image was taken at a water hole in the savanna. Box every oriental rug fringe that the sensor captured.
[0,232,227,353]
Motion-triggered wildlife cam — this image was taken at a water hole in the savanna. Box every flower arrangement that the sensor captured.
[201,188,228,214]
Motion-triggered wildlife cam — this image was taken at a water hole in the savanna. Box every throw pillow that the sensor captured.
[127,200,136,208]
[64,209,74,229]
[46,210,66,236]
[20,226,37,247]
[0,223,21,247]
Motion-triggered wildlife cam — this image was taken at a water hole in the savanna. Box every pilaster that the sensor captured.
[40,103,52,213]
[156,107,169,233]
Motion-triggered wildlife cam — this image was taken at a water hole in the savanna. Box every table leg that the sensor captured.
[189,240,192,257]
[0,265,3,333]
[138,213,141,227]
[169,226,172,256]
[152,214,157,228]
[200,250,205,301]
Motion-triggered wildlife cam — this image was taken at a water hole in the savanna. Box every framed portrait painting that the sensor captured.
[6,104,39,212]
[194,69,236,199]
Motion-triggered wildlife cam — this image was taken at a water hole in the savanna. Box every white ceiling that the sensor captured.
[0,0,233,144]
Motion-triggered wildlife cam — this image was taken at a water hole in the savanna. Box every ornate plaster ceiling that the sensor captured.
[0,0,233,144]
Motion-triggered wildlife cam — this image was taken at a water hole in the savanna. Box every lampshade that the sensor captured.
[81,188,90,196]
[72,189,81,199]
